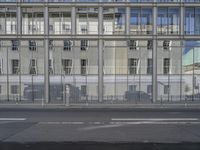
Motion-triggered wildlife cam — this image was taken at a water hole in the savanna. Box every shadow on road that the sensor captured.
[0,142,200,150]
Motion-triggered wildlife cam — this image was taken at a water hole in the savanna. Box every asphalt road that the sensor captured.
[0,108,200,150]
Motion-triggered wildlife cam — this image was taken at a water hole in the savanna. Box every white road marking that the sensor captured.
[39,122,84,125]
[111,118,199,121]
[0,118,26,121]
[80,124,123,131]
[110,121,200,125]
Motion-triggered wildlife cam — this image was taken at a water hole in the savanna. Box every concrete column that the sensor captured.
[98,6,103,103]
[152,6,157,103]
[126,7,130,35]
[44,5,49,103]
[180,6,184,36]
[17,6,21,35]
[72,7,76,35]
[180,5,184,100]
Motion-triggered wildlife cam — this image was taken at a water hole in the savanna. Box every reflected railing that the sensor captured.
[1,0,200,3]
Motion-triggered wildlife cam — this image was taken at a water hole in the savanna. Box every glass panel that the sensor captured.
[49,8,71,35]
[22,8,44,35]
[103,8,125,35]
[77,8,98,35]
[21,40,44,103]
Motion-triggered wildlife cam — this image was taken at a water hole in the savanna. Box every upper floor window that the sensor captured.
[64,40,72,51]
[163,40,171,50]
[129,40,138,50]
[12,59,19,74]
[62,59,72,75]
[29,59,37,75]
[49,40,53,50]
[81,59,88,75]
[147,40,153,50]
[80,40,88,51]
[128,58,139,75]
[163,58,170,74]
[29,40,37,51]
[12,40,19,51]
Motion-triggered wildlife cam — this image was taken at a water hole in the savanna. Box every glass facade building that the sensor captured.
[0,0,200,105]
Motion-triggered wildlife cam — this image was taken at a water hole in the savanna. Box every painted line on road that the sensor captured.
[80,124,123,131]
[110,121,200,125]
[0,118,26,121]
[111,118,199,121]
[39,122,84,125]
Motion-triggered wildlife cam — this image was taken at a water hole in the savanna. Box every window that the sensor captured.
[81,59,87,75]
[163,40,171,50]
[63,40,72,51]
[81,85,87,96]
[28,25,38,33]
[80,40,88,51]
[29,40,37,51]
[49,25,54,32]
[62,59,72,75]
[12,59,19,74]
[62,24,70,33]
[81,25,87,34]
[49,59,54,75]
[163,58,170,74]
[164,85,169,94]
[11,85,19,94]
[129,40,138,50]
[147,58,152,74]
[130,8,152,35]
[157,7,179,35]
[147,40,153,50]
[147,85,152,94]
[49,40,53,50]
[129,85,137,92]
[29,59,37,75]
[11,24,16,34]
[185,7,200,35]
[12,40,19,51]
[128,58,139,75]
[0,59,2,74]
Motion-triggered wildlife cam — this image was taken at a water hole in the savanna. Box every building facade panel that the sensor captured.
[0,0,200,105]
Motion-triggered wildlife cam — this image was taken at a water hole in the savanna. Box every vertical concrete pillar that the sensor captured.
[126,7,130,35]
[98,6,103,103]
[17,1,22,101]
[72,7,76,35]
[180,6,184,36]
[152,6,157,103]
[17,2,21,35]
[180,5,184,100]
[44,3,49,103]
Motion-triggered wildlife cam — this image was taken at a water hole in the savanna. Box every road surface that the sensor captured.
[0,108,200,149]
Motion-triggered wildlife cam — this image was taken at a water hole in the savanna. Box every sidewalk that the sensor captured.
[1,103,200,110]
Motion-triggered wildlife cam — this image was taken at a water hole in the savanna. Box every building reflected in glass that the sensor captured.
[0,0,200,105]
